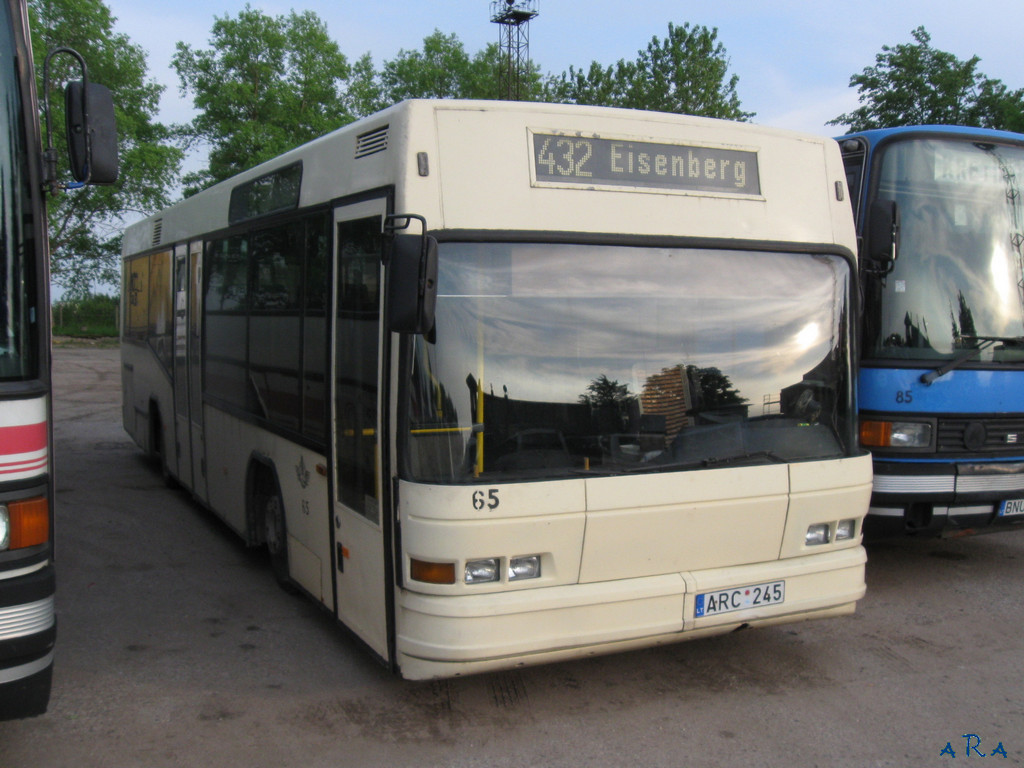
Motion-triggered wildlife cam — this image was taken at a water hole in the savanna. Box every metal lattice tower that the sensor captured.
[490,0,538,101]
[983,144,1024,319]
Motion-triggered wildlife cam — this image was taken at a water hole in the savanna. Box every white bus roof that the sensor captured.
[124,100,855,255]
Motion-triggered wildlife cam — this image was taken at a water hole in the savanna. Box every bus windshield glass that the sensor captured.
[866,138,1024,363]
[402,243,852,483]
[0,10,37,381]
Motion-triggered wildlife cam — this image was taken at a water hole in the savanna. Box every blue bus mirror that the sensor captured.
[867,199,899,265]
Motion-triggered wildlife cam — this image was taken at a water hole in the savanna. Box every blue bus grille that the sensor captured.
[936,417,1024,454]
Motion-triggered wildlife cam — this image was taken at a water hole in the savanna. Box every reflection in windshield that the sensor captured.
[400,243,854,484]
[865,138,1024,364]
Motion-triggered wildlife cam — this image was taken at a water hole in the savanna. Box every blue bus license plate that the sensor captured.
[695,580,785,618]
[998,499,1024,517]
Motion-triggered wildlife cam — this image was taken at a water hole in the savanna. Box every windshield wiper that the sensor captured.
[702,450,788,468]
[920,335,1024,385]
[570,449,789,476]
[961,335,1024,345]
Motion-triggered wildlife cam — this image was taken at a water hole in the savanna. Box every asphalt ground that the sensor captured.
[1,345,1022,767]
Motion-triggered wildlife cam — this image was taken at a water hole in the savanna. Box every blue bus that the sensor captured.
[1,0,116,719]
[838,125,1024,537]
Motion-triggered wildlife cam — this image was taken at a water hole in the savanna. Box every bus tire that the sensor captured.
[0,662,52,720]
[147,404,175,487]
[147,404,162,464]
[254,468,295,593]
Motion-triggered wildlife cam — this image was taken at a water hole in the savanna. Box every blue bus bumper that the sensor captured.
[866,458,1024,537]
[0,562,55,720]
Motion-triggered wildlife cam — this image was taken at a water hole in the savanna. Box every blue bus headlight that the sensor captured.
[860,420,932,449]
[0,505,9,550]
[890,422,932,448]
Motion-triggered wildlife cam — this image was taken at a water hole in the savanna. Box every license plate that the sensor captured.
[998,499,1024,517]
[695,580,785,618]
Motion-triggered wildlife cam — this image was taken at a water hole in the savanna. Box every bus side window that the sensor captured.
[335,217,382,522]
[302,214,329,442]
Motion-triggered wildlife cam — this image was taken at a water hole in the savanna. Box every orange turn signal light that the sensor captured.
[9,496,50,549]
[410,558,456,584]
[859,420,892,448]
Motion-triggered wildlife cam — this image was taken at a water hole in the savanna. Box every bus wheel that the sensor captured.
[148,405,175,487]
[0,663,52,719]
[261,485,294,592]
[147,405,162,464]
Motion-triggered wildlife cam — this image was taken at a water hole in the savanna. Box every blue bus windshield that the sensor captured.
[865,137,1024,364]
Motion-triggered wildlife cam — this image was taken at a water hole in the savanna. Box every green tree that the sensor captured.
[346,52,385,118]
[830,26,1024,132]
[579,374,635,409]
[29,0,182,297]
[354,31,539,115]
[547,23,751,119]
[685,365,745,409]
[380,32,497,104]
[173,5,354,194]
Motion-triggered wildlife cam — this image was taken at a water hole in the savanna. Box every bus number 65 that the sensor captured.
[472,489,500,511]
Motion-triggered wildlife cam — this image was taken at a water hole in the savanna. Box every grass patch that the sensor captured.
[52,294,119,338]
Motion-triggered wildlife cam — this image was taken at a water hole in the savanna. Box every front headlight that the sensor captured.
[465,558,501,584]
[0,505,9,550]
[890,422,933,448]
[509,555,541,581]
[835,518,857,542]
[805,523,831,546]
[860,419,932,449]
[414,553,545,586]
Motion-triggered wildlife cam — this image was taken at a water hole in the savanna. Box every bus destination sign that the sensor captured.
[532,132,761,196]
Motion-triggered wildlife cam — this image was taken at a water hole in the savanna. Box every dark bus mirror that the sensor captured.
[65,80,119,184]
[387,234,438,334]
[867,199,899,265]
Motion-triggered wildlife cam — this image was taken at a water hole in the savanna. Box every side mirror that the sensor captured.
[65,80,119,184]
[387,233,438,334]
[867,199,899,265]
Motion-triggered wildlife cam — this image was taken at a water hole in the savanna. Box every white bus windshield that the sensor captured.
[0,10,37,381]
[402,243,853,483]
[866,138,1024,363]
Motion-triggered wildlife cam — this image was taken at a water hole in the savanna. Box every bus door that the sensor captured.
[330,198,391,660]
[172,244,192,486]
[188,240,207,503]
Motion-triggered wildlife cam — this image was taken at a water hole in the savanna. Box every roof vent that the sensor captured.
[355,125,389,159]
[151,218,163,247]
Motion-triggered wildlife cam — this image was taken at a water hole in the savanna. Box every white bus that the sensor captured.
[122,100,871,679]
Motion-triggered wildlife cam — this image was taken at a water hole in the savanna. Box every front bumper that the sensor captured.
[0,562,56,686]
[395,546,865,679]
[867,459,1024,536]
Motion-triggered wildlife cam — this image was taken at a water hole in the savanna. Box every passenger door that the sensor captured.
[188,240,207,503]
[171,244,192,486]
[330,197,391,660]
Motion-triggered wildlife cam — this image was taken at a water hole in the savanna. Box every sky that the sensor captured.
[54,0,1023,297]
[104,0,1024,141]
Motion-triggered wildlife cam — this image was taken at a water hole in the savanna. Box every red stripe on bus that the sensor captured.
[0,422,48,456]
[0,457,48,475]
